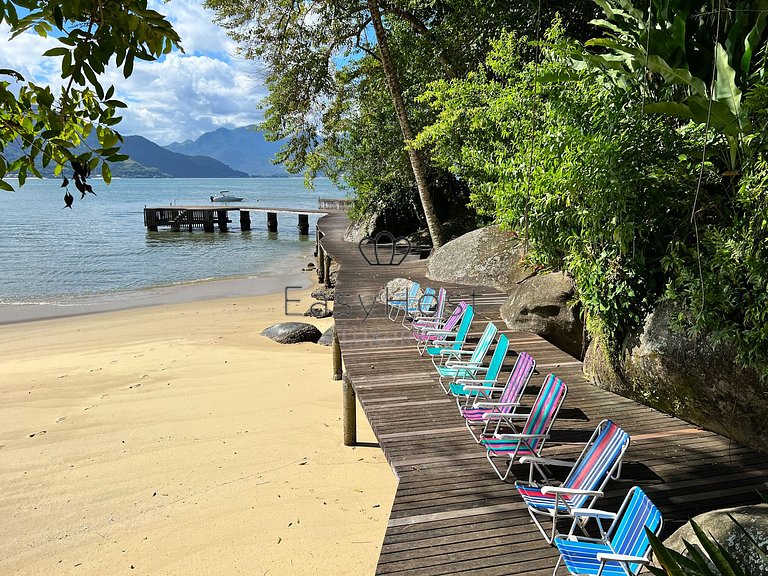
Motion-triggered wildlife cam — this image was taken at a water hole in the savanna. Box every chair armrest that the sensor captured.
[473,401,520,409]
[495,432,548,440]
[540,486,604,498]
[460,384,504,391]
[483,411,530,421]
[519,456,577,468]
[596,553,649,565]
[569,508,617,520]
[445,360,482,368]
[440,348,473,356]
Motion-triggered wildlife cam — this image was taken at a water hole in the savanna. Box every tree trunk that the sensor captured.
[367,0,444,249]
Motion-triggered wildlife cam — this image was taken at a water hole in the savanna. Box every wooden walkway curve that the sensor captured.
[317,212,768,575]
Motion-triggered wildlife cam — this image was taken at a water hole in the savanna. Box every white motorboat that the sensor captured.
[210,191,244,202]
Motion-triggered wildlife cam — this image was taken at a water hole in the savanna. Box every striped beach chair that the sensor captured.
[403,286,445,327]
[447,333,509,404]
[553,486,662,576]
[422,304,474,358]
[386,280,420,321]
[481,373,567,481]
[459,351,536,442]
[413,300,467,354]
[433,322,497,393]
[515,419,631,544]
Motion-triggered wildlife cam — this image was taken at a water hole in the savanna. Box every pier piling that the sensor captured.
[267,212,278,233]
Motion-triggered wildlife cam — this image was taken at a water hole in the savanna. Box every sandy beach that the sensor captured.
[0,284,396,575]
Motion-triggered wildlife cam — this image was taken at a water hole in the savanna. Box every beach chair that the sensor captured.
[413,300,467,354]
[422,304,474,359]
[515,419,631,544]
[552,486,662,576]
[397,286,437,326]
[386,280,420,321]
[446,333,509,403]
[404,286,446,328]
[433,322,497,393]
[459,351,536,442]
[481,373,567,482]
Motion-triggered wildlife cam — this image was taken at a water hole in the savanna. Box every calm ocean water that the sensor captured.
[0,177,345,306]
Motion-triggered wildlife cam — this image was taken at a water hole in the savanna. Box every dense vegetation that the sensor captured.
[207,0,768,380]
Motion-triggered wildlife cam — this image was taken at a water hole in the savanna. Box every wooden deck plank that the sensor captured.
[317,212,767,575]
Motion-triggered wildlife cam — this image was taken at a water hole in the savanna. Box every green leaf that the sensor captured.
[644,101,694,120]
[53,4,64,30]
[714,43,743,123]
[42,47,69,57]
[690,519,741,576]
[0,180,14,192]
[101,162,112,184]
[123,53,134,78]
[647,529,686,576]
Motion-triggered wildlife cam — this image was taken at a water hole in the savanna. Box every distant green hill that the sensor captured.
[165,126,288,177]
[121,136,249,178]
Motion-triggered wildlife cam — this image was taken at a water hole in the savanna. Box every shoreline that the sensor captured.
[0,285,396,575]
[0,258,315,325]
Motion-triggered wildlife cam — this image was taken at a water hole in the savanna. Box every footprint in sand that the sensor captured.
[29,430,47,438]
[56,417,66,423]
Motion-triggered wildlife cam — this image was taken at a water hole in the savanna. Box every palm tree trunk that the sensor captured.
[367,0,444,248]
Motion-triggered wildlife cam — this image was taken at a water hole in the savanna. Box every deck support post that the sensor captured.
[342,374,357,446]
[332,329,342,381]
[203,211,214,233]
[239,210,251,231]
[324,255,332,288]
[317,242,325,283]
[217,210,228,232]
[298,214,309,236]
[267,212,278,233]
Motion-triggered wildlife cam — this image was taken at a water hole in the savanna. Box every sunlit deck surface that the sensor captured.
[317,212,768,576]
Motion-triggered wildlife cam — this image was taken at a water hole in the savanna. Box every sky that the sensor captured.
[0,0,266,145]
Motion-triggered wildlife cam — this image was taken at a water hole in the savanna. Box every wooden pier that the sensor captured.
[316,212,768,575]
[143,205,334,234]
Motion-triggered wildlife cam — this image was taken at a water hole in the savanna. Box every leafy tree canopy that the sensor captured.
[0,0,180,197]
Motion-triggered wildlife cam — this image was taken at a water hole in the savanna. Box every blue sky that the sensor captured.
[0,0,266,145]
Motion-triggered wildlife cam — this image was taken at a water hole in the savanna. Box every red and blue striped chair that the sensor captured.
[552,486,662,575]
[481,373,568,481]
[459,351,536,442]
[515,419,631,544]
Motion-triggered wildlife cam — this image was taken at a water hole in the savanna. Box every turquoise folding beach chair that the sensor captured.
[397,286,437,326]
[481,373,567,482]
[445,332,508,402]
[422,304,474,358]
[459,351,536,442]
[515,419,631,544]
[403,286,445,328]
[386,280,420,321]
[553,486,662,576]
[413,300,467,354]
[433,322,497,393]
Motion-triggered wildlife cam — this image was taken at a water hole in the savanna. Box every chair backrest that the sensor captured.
[497,351,536,413]
[483,334,509,383]
[562,419,630,508]
[609,487,662,574]
[430,287,447,317]
[520,374,567,453]
[413,287,436,312]
[468,322,497,364]
[440,300,466,331]
[448,304,474,350]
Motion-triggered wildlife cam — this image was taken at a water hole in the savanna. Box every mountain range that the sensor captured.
[5,126,289,179]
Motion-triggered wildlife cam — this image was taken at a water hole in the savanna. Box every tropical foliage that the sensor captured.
[0,1,181,194]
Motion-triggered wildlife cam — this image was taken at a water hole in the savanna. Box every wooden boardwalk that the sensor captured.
[318,212,768,575]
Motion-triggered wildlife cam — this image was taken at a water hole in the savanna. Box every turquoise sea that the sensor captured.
[0,178,345,308]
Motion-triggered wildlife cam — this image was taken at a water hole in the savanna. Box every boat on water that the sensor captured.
[210,191,244,202]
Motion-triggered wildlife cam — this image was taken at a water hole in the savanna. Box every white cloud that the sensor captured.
[0,0,265,144]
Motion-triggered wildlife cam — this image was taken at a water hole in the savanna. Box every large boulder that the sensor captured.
[377,278,425,304]
[317,326,335,347]
[662,505,768,575]
[500,272,583,358]
[584,301,768,451]
[427,225,532,292]
[261,322,322,344]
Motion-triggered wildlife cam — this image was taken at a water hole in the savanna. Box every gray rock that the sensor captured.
[311,287,335,302]
[584,301,768,451]
[500,272,584,359]
[261,322,322,344]
[662,505,768,576]
[304,305,333,318]
[318,326,335,347]
[344,213,378,243]
[377,278,425,305]
[427,225,533,292]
